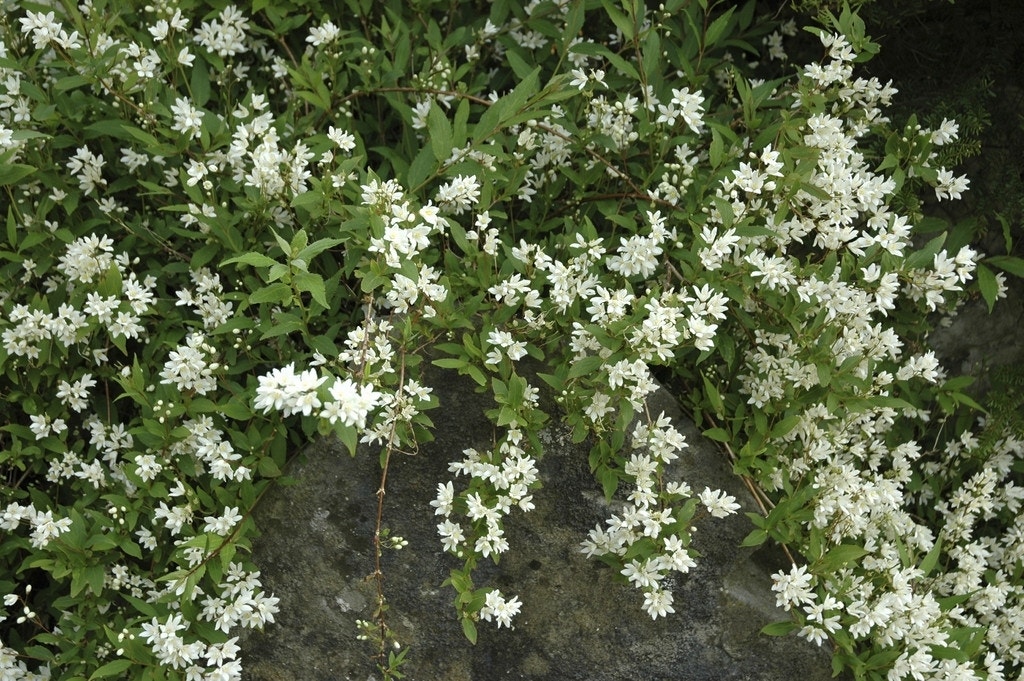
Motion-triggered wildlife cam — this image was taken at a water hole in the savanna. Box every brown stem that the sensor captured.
[696,409,798,567]
[371,351,407,668]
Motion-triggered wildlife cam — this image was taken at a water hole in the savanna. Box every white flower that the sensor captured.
[160,334,217,395]
[65,146,107,196]
[435,174,481,214]
[193,5,250,58]
[437,519,465,552]
[170,97,204,140]
[771,564,814,611]
[306,20,340,47]
[204,507,243,536]
[327,126,356,153]
[19,11,63,49]
[698,487,740,518]
[607,234,662,278]
[148,19,170,41]
[430,482,455,517]
[56,373,97,412]
[319,377,382,429]
[254,364,328,417]
[28,509,73,548]
[485,329,527,365]
[934,168,969,201]
[177,46,195,66]
[569,68,589,90]
[671,87,706,134]
[929,118,959,145]
[479,590,521,628]
[642,588,676,619]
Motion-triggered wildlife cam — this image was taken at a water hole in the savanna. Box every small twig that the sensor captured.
[695,409,798,567]
[371,352,407,669]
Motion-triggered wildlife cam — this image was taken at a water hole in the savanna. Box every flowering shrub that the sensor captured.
[1,0,1022,679]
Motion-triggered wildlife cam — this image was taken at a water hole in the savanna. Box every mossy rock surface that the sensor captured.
[239,366,843,680]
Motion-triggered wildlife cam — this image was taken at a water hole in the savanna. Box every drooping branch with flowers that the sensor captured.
[0,1,1021,680]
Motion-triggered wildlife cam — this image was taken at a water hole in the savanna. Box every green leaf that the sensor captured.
[428,102,455,164]
[769,415,800,440]
[906,232,946,269]
[290,190,323,212]
[120,537,143,560]
[297,237,344,263]
[741,528,767,547]
[432,358,467,370]
[977,264,998,313]
[98,263,123,298]
[294,271,329,309]
[461,616,478,644]
[260,317,305,340]
[506,374,526,407]
[122,125,163,149]
[641,29,661,88]
[466,365,487,387]
[952,391,985,412]
[817,543,868,572]
[407,144,437,190]
[704,6,736,49]
[258,457,281,477]
[249,283,293,305]
[220,396,253,421]
[504,48,536,81]
[6,206,16,248]
[595,463,619,501]
[702,427,730,442]
[497,405,519,427]
[567,354,604,379]
[701,374,724,415]
[89,659,134,680]
[191,63,211,107]
[562,0,586,49]
[601,0,634,40]
[761,620,798,636]
[0,162,35,186]
[337,422,358,456]
[919,538,942,576]
[987,255,1024,278]
[54,74,91,92]
[222,252,279,268]
[474,68,541,142]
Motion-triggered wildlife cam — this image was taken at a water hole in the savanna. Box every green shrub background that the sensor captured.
[1,1,1022,679]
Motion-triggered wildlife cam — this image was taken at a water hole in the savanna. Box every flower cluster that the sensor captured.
[580,415,712,619]
[0,1,1017,680]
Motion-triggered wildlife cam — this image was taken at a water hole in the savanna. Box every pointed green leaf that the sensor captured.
[428,102,454,163]
[702,427,730,442]
[461,616,478,644]
[222,252,279,268]
[249,283,293,305]
[761,620,799,636]
[89,659,134,680]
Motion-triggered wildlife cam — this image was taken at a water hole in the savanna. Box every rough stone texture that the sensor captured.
[928,279,1024,393]
[239,368,842,680]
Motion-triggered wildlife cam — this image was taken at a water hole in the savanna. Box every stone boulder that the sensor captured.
[239,367,842,680]
[928,278,1024,395]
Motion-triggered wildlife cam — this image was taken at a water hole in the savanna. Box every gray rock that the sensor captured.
[240,367,842,680]
[928,281,1024,395]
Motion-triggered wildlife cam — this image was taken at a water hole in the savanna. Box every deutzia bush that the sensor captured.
[1,0,1022,679]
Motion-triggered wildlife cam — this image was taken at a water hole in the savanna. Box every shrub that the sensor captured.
[0,1,1021,680]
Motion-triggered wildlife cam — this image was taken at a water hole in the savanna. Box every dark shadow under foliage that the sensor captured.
[862,1,1024,246]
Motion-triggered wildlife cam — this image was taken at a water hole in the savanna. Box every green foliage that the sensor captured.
[0,0,1020,680]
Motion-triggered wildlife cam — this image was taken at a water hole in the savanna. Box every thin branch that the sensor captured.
[694,409,798,567]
